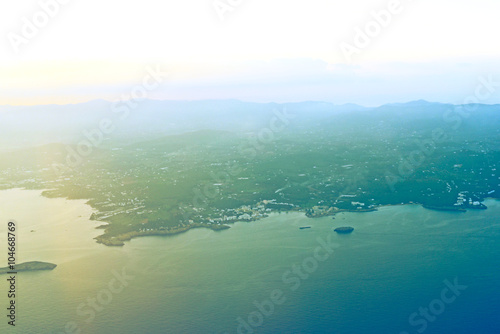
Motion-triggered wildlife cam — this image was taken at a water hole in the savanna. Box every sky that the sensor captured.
[0,0,499,106]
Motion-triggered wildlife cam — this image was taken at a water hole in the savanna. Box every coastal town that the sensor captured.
[0,105,498,247]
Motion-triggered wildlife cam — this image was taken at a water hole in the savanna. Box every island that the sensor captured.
[334,226,354,234]
[0,261,57,274]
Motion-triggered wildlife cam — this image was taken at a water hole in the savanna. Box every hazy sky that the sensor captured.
[1,0,499,106]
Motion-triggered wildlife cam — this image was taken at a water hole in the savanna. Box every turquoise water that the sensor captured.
[1,190,499,333]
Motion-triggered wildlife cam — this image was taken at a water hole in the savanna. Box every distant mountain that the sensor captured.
[0,99,365,149]
[380,99,444,107]
[0,99,498,152]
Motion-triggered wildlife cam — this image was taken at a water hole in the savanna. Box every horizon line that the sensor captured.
[1,98,499,109]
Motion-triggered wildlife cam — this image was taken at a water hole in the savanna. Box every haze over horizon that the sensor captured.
[1,0,499,106]
[1,97,499,109]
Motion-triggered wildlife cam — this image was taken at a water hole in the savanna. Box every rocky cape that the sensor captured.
[95,223,231,246]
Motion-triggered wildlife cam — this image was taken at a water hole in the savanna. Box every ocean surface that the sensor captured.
[1,189,499,334]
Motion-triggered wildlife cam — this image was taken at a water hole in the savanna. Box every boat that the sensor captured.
[299,226,312,229]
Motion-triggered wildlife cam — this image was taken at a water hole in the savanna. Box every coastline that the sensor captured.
[422,204,467,212]
[39,192,500,246]
[94,223,231,246]
[3,187,499,247]
[89,203,425,246]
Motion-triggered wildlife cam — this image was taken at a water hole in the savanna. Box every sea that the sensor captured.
[0,188,499,334]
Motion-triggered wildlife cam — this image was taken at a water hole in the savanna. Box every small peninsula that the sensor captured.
[0,261,57,274]
[95,223,231,246]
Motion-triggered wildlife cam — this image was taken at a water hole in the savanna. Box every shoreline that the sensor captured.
[94,223,230,246]
[2,187,498,247]
[92,201,484,246]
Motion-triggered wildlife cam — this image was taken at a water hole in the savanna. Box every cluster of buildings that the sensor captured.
[454,191,482,207]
